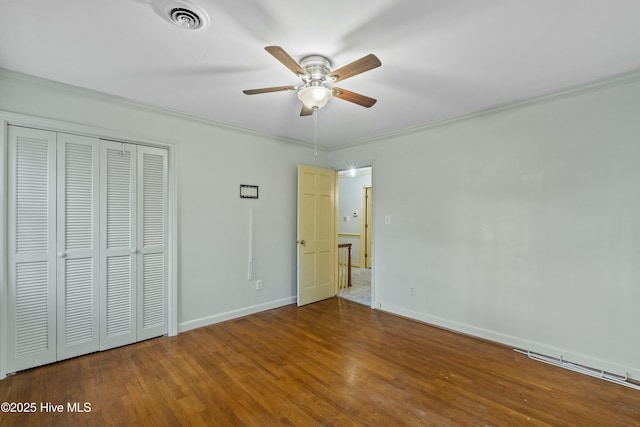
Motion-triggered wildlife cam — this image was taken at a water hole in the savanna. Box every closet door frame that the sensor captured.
[0,112,179,380]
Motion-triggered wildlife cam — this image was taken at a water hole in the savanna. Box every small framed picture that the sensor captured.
[240,184,259,199]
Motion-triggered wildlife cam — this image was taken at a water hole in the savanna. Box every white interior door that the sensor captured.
[100,141,137,350]
[7,126,57,372]
[136,145,168,341]
[297,164,337,306]
[56,133,100,360]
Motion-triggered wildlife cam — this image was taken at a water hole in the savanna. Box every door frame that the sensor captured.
[0,111,179,380]
[360,186,373,268]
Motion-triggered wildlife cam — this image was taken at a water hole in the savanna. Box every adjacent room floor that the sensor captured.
[337,267,371,306]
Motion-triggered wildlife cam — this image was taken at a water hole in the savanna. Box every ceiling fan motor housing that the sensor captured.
[300,55,332,82]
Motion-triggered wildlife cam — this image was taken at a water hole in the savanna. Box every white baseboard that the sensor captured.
[377,302,639,381]
[178,296,296,333]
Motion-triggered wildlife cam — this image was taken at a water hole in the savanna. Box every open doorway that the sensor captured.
[336,166,372,306]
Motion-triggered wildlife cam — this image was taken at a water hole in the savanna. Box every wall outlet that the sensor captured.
[409,287,415,296]
[256,279,263,290]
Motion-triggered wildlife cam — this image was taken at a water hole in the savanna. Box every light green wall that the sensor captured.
[0,70,326,333]
[3,67,639,380]
[329,73,640,379]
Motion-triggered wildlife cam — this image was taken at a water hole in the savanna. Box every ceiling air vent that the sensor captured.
[162,0,210,30]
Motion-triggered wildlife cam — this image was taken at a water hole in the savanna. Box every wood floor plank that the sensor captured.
[1,298,639,426]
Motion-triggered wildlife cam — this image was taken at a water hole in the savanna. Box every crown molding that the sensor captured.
[330,68,640,151]
[4,67,639,153]
[0,68,330,151]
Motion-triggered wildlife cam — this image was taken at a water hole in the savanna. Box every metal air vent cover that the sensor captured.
[162,0,209,30]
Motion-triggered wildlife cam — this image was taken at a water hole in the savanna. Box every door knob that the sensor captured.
[131,249,139,254]
[57,252,66,258]
[297,240,305,245]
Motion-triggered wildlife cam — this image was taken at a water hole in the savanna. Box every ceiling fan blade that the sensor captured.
[327,54,381,82]
[243,85,297,95]
[332,88,377,108]
[265,46,308,78]
[300,105,314,116]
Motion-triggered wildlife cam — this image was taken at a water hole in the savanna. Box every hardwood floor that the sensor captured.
[1,298,639,426]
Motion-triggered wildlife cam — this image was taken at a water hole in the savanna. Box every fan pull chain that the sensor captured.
[313,107,318,162]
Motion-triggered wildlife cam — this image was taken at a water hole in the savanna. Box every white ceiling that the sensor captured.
[2,0,640,149]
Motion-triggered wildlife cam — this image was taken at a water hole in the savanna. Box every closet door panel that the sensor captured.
[137,146,168,341]
[100,141,137,350]
[56,133,100,360]
[7,126,57,372]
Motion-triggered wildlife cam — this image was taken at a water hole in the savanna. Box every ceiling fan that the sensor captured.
[243,46,381,116]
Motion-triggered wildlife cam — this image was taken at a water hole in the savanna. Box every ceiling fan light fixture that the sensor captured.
[297,85,332,110]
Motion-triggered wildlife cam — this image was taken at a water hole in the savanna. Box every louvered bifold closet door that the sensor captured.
[56,133,100,360]
[7,126,57,372]
[99,141,137,350]
[136,146,168,341]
